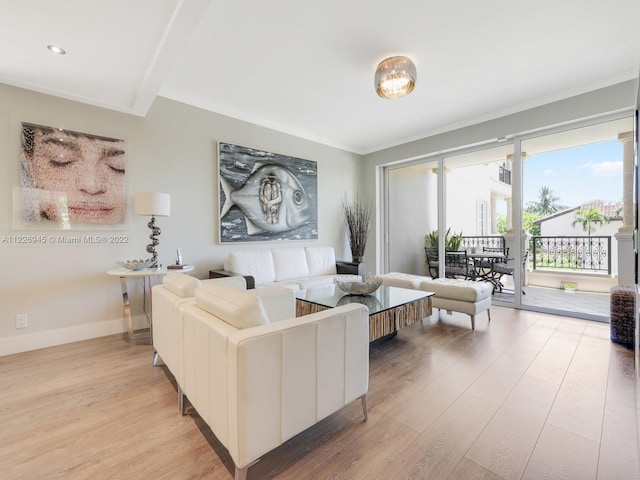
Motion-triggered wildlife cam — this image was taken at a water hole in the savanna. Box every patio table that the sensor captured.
[466,250,507,290]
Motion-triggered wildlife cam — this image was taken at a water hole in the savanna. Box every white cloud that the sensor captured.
[588,160,623,177]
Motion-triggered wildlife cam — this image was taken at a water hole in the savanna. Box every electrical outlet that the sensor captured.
[15,313,28,329]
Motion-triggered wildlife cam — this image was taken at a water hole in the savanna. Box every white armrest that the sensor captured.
[247,286,295,322]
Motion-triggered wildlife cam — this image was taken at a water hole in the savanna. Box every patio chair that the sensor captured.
[425,247,439,278]
[492,250,528,294]
[425,248,473,280]
[444,251,473,280]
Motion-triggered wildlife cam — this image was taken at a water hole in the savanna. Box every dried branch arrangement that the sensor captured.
[342,195,374,260]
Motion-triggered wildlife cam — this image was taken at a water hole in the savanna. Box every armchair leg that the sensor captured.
[235,459,259,480]
[470,315,475,330]
[234,466,248,480]
[361,394,368,422]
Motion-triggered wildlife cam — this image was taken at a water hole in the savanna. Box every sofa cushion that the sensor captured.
[196,283,269,329]
[272,247,310,281]
[305,247,337,276]
[162,273,201,298]
[227,249,275,284]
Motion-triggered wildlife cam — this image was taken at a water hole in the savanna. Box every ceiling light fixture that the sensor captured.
[374,56,416,99]
[47,44,66,55]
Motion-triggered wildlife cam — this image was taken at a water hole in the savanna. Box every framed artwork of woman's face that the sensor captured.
[18,122,126,228]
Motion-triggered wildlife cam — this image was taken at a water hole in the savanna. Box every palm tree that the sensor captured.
[526,186,566,216]
[572,207,610,235]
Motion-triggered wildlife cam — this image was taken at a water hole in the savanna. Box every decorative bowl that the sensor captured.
[335,276,383,295]
[118,259,155,271]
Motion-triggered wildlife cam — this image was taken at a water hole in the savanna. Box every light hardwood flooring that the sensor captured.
[1,306,639,479]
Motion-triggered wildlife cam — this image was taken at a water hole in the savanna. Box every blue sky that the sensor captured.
[523,140,623,209]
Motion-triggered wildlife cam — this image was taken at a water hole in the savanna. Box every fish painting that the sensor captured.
[220,163,312,235]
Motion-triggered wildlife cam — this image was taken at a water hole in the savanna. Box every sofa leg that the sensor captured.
[152,351,160,367]
[178,386,187,415]
[361,394,368,422]
[487,309,491,322]
[470,315,475,330]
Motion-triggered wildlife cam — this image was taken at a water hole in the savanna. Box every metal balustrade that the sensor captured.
[529,236,611,273]
[461,236,505,251]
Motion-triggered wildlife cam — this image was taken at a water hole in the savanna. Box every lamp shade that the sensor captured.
[134,192,170,217]
[375,56,417,99]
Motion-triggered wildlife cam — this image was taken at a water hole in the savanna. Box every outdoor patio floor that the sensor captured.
[493,285,611,320]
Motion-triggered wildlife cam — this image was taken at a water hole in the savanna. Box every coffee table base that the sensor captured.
[296,296,432,342]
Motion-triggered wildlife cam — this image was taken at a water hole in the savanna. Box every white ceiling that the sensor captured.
[1,0,639,155]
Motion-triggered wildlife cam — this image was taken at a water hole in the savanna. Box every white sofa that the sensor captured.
[223,246,361,290]
[180,281,369,480]
[378,272,492,329]
[152,274,294,412]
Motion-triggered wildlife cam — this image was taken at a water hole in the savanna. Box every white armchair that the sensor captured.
[152,274,294,412]
[180,282,369,480]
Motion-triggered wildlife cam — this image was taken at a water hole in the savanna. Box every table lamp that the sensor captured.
[134,192,170,267]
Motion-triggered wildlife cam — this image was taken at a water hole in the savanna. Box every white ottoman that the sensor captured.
[379,272,492,329]
[419,277,491,329]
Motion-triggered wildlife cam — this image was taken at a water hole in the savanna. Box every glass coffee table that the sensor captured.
[295,284,434,342]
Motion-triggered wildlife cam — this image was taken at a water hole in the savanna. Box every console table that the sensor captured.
[107,265,194,343]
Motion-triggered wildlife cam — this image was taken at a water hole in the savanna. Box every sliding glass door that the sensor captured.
[383,112,633,321]
[519,117,631,320]
[443,145,514,297]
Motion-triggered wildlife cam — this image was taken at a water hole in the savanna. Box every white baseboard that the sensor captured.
[0,314,149,357]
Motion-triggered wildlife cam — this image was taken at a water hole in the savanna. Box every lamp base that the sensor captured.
[146,216,161,267]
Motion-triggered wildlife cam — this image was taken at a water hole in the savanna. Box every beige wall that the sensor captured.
[3,79,637,355]
[0,84,363,355]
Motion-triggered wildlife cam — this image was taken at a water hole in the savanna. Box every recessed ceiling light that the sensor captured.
[47,44,66,55]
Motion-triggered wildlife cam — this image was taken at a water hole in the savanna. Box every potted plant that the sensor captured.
[424,228,463,275]
[342,195,374,263]
[425,228,463,251]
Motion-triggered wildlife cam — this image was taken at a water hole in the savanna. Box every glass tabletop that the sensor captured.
[295,284,434,316]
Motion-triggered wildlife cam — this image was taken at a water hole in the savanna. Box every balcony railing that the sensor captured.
[529,236,611,274]
[499,166,512,185]
[461,236,505,251]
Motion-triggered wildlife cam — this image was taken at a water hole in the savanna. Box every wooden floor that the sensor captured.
[2,307,639,479]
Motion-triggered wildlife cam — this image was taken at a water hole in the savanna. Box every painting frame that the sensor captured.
[218,142,318,243]
[14,120,128,231]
